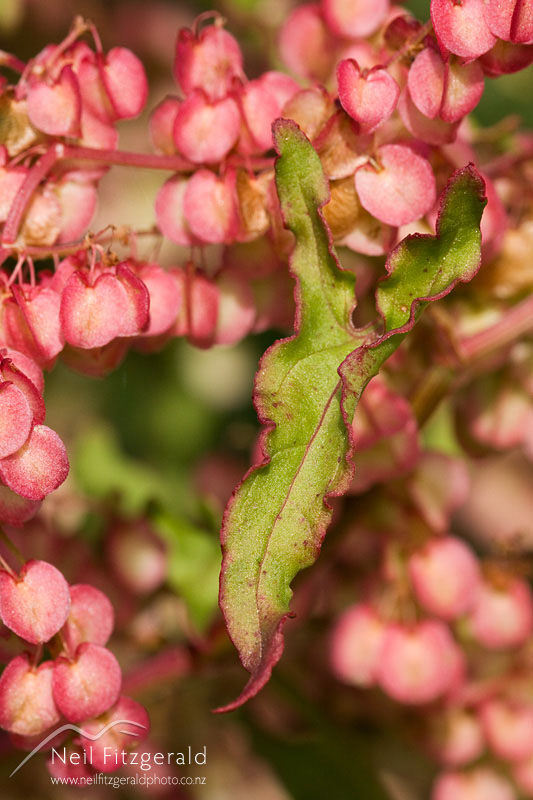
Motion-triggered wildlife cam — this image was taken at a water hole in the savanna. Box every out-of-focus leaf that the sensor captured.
[154,508,220,631]
[74,425,187,515]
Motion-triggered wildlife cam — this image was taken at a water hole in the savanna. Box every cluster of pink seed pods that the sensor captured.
[0,558,149,777]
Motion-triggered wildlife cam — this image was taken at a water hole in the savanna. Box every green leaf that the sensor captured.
[154,509,221,631]
[217,120,486,711]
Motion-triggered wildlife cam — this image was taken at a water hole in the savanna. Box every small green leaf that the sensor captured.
[154,509,220,631]
[217,120,486,711]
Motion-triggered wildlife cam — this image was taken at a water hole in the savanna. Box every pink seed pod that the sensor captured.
[281,87,336,141]
[484,0,533,44]
[314,110,372,180]
[376,620,460,705]
[384,14,423,51]
[79,695,150,772]
[408,452,471,533]
[0,381,32,459]
[0,483,40,526]
[47,745,93,781]
[479,172,508,261]
[440,57,485,123]
[106,520,167,595]
[0,559,70,644]
[149,95,181,154]
[398,88,459,145]
[174,22,244,102]
[429,708,485,766]
[323,0,390,39]
[52,642,122,723]
[136,263,182,338]
[55,179,98,244]
[0,167,28,223]
[113,263,150,337]
[173,91,241,164]
[480,698,533,762]
[60,267,147,349]
[10,285,64,363]
[349,375,420,493]
[26,65,81,137]
[431,0,497,60]
[0,347,44,394]
[408,537,481,621]
[213,270,256,346]
[330,604,386,687]
[341,209,396,256]
[467,576,533,649]
[155,175,194,246]
[75,49,114,122]
[183,169,241,245]
[432,768,516,800]
[279,4,337,82]
[408,47,445,119]
[20,187,62,249]
[101,47,148,120]
[480,39,533,75]
[61,584,115,652]
[171,267,219,347]
[355,144,436,227]
[337,59,400,134]
[0,655,60,736]
[240,74,299,153]
[0,424,69,501]
[79,107,119,150]
[61,340,128,379]
[46,253,86,294]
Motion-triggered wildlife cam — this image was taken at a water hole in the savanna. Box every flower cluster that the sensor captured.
[0,558,149,778]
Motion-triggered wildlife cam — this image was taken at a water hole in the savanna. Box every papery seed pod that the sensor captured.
[0,559,70,644]
[174,22,244,102]
[0,424,69,501]
[323,0,390,39]
[78,696,150,772]
[61,584,115,651]
[337,59,400,134]
[467,576,533,649]
[53,642,122,723]
[279,4,336,82]
[480,698,533,762]
[26,65,81,137]
[0,655,60,736]
[174,91,241,164]
[149,95,181,154]
[408,537,481,620]
[376,620,461,704]
[431,0,497,59]
[355,143,436,226]
[432,767,516,800]
[330,604,386,687]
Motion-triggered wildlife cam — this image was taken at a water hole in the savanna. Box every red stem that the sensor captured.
[0,50,25,73]
[0,145,62,253]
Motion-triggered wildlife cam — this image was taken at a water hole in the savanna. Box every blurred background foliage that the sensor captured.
[0,1,531,798]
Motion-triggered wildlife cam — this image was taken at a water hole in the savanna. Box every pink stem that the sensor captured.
[0,145,62,254]
[122,647,191,694]
[60,144,273,173]
[0,50,25,73]
[460,295,533,361]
